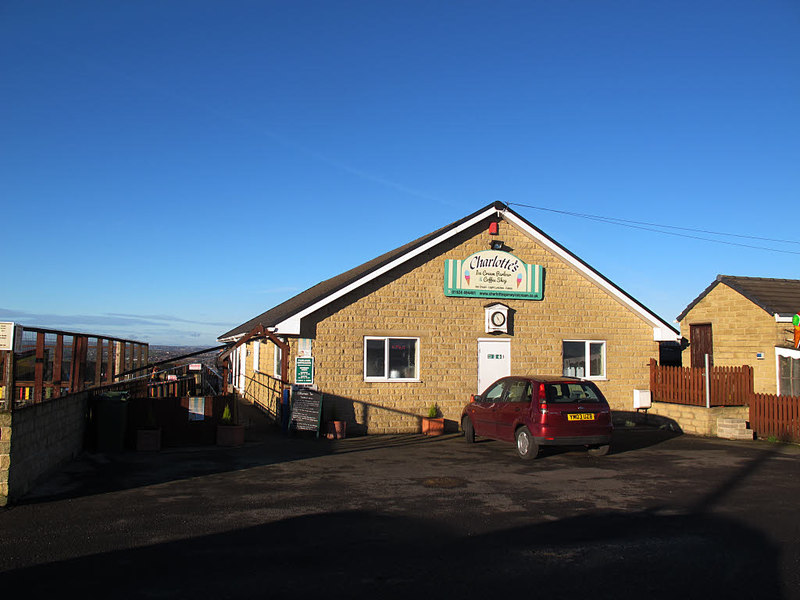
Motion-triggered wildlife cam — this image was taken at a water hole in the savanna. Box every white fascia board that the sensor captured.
[272,206,501,335]
[501,210,678,342]
[776,346,800,359]
[775,314,794,323]
[217,334,242,343]
[654,326,680,342]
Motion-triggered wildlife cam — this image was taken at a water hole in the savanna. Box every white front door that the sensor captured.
[478,338,511,394]
[238,346,247,391]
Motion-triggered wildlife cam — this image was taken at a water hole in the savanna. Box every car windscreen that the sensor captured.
[544,382,604,403]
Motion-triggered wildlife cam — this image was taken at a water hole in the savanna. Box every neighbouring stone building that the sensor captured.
[677,275,800,396]
[219,202,679,434]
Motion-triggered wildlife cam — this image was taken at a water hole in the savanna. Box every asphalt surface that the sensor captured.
[1,416,799,599]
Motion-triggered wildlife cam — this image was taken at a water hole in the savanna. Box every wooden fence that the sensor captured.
[649,359,754,407]
[750,393,800,443]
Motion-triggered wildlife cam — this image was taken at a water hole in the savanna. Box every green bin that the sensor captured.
[95,391,129,453]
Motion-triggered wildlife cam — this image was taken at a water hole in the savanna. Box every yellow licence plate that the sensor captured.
[567,413,595,421]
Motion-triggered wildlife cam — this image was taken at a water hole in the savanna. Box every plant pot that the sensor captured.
[217,424,245,447]
[422,417,445,436]
[136,428,161,452]
[326,420,347,440]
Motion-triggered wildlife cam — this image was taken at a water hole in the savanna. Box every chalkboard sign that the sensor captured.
[289,387,322,437]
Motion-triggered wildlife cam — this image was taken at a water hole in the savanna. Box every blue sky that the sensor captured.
[2,1,799,346]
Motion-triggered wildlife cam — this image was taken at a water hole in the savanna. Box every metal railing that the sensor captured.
[1,326,148,410]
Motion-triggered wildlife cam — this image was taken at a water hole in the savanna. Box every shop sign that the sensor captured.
[444,251,544,300]
[295,357,315,386]
[0,322,16,351]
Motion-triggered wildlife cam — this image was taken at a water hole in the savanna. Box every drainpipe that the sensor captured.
[704,354,711,409]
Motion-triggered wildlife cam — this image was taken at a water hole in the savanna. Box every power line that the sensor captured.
[508,202,800,256]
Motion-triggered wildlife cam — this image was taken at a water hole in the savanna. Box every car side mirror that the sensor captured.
[471,394,482,403]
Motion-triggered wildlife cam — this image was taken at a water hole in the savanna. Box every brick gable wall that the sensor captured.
[241,219,660,433]
[679,283,787,395]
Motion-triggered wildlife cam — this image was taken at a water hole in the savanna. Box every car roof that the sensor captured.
[504,375,584,383]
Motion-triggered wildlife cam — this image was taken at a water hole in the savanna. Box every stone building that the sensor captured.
[218,202,678,434]
[677,275,800,396]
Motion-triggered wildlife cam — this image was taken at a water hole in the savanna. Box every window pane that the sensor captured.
[388,338,416,379]
[366,339,385,378]
[506,380,529,403]
[563,341,585,378]
[484,381,506,401]
[793,358,800,396]
[589,342,604,377]
[779,356,790,395]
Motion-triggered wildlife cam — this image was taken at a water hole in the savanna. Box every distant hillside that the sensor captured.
[148,345,223,368]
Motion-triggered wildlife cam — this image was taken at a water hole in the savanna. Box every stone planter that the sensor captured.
[216,424,245,447]
[326,420,347,440]
[422,417,445,436]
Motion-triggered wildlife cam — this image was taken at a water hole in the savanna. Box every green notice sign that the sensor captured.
[295,357,314,386]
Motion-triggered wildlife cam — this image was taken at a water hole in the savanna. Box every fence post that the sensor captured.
[704,354,711,408]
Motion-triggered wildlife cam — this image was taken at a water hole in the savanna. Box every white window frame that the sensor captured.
[775,346,800,396]
[562,340,607,380]
[273,338,283,379]
[364,336,421,382]
[253,341,261,373]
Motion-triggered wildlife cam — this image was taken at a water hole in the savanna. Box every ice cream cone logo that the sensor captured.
[516,273,523,288]
[464,270,470,285]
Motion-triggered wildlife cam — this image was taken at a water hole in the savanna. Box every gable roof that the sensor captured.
[677,275,800,322]
[219,202,679,342]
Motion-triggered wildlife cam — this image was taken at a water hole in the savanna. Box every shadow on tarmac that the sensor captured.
[1,507,783,599]
[16,430,460,505]
[4,427,792,598]
[18,417,681,505]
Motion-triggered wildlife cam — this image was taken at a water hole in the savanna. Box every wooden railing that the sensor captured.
[649,359,754,407]
[750,393,800,443]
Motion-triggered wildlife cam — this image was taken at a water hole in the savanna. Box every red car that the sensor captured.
[461,375,612,459]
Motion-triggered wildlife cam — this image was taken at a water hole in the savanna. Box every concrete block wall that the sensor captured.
[240,219,664,434]
[647,402,749,437]
[0,392,87,506]
[679,283,787,394]
[0,411,10,505]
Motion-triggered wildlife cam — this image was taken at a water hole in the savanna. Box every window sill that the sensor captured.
[364,378,422,383]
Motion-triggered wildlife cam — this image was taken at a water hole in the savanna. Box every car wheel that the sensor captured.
[462,417,475,443]
[515,426,539,460]
[588,444,610,457]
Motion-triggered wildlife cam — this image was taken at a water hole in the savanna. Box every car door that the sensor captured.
[494,379,531,441]
[471,378,507,438]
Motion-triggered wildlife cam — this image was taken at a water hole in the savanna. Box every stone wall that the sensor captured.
[0,411,10,504]
[647,401,749,437]
[241,218,665,434]
[0,392,87,506]
[679,283,788,394]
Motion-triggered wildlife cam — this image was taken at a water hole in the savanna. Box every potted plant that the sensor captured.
[136,402,161,452]
[326,401,346,440]
[421,404,445,436]
[217,400,245,446]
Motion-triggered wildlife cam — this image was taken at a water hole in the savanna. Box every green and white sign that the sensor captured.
[444,250,544,300]
[295,357,315,386]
